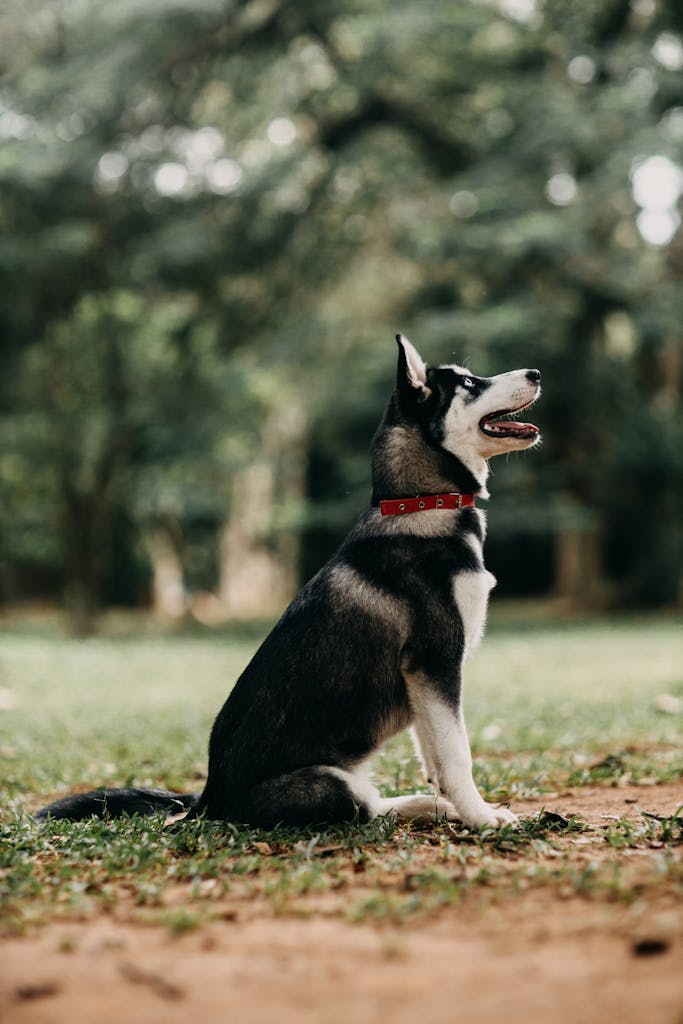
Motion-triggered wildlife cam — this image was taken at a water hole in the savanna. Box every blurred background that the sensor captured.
[0,0,682,636]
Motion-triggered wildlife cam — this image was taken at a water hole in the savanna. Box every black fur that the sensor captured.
[34,788,198,821]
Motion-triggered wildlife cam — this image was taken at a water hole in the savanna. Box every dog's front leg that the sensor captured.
[406,671,517,829]
[409,726,440,790]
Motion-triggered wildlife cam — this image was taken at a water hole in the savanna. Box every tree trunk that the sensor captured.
[62,492,102,637]
[65,576,99,638]
[553,520,608,609]
[653,336,682,410]
[143,522,188,621]
[218,403,307,619]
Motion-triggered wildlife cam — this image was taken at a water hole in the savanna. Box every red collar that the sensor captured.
[379,492,476,516]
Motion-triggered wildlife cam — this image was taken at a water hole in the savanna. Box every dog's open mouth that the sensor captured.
[479,400,539,440]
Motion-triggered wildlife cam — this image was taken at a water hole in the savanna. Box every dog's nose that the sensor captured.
[526,369,541,384]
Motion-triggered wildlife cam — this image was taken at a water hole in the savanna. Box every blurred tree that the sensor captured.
[0,291,228,631]
[0,0,681,627]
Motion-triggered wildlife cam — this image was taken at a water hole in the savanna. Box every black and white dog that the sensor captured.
[38,336,541,830]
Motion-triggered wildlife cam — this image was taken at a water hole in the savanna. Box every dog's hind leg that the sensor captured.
[343,755,458,823]
[239,766,382,829]
[210,764,461,827]
[373,792,458,822]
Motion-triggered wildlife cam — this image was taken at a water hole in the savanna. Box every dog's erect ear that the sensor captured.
[396,333,431,400]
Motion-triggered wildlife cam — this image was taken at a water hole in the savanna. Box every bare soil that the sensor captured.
[2,784,682,1024]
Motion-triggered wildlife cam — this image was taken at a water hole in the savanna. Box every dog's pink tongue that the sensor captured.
[487,420,538,435]
[512,421,539,434]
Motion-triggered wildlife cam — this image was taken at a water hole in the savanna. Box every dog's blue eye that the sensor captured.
[463,377,474,388]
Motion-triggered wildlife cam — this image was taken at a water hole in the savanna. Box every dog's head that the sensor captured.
[395,334,541,463]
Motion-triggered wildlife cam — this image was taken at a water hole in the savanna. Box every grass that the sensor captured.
[0,607,682,931]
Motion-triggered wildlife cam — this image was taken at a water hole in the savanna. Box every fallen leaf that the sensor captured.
[164,810,190,826]
[252,841,273,856]
[536,810,571,829]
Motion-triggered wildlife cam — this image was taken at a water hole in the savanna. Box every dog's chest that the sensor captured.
[452,535,496,658]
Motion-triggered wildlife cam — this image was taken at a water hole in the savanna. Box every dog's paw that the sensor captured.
[485,804,518,828]
[461,803,518,829]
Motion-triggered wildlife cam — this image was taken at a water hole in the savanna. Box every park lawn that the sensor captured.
[0,609,682,933]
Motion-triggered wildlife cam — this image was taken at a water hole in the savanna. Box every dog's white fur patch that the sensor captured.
[443,362,471,376]
[452,569,496,660]
[325,765,383,816]
[374,792,458,821]
[328,764,457,822]
[439,368,540,488]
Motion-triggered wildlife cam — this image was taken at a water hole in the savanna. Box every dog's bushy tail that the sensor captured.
[35,787,200,822]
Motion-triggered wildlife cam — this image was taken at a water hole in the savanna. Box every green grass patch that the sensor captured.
[0,611,682,930]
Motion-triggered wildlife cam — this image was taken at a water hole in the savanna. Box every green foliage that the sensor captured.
[0,0,682,614]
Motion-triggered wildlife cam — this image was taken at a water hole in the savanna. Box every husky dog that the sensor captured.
[37,336,541,830]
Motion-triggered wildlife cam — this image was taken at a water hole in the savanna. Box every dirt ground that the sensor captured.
[2,784,682,1024]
